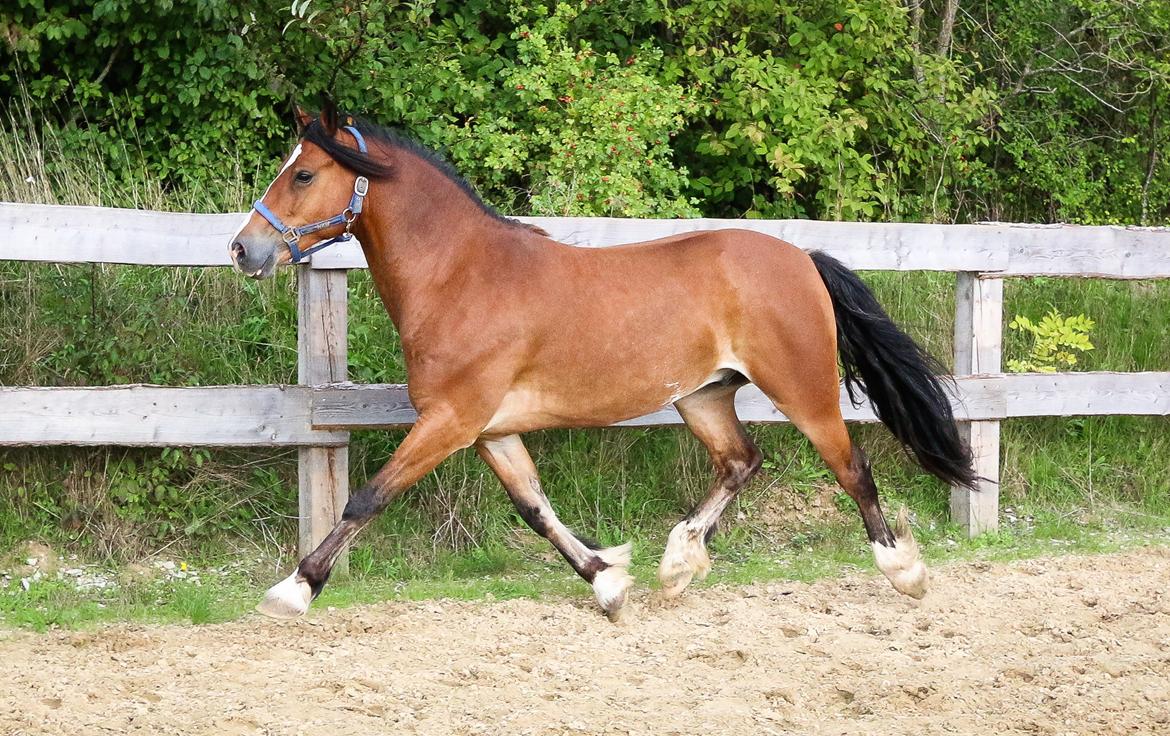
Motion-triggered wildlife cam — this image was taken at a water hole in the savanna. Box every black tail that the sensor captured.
[808,251,977,489]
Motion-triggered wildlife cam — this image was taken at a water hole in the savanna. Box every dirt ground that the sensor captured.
[1,548,1168,736]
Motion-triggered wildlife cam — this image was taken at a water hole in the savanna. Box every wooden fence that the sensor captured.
[2,202,1169,556]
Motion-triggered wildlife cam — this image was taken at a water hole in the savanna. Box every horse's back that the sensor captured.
[545,227,831,331]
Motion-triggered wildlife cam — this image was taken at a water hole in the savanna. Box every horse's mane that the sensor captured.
[301,117,545,234]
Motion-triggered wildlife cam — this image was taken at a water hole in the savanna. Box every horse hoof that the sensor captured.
[256,572,313,620]
[593,565,634,622]
[657,562,694,599]
[657,521,711,598]
[872,508,928,600]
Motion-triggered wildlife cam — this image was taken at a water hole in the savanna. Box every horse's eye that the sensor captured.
[294,170,313,184]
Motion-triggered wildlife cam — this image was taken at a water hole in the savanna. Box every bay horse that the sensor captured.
[230,105,976,621]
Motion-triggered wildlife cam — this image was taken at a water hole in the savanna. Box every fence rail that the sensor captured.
[7,203,1170,277]
[5,371,1165,442]
[2,202,1168,552]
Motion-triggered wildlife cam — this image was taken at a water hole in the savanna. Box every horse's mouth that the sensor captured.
[246,253,278,280]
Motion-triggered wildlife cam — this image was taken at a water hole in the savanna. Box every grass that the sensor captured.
[0,101,1168,631]
[2,517,1166,632]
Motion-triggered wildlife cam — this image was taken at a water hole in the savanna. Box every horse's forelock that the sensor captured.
[301,119,394,179]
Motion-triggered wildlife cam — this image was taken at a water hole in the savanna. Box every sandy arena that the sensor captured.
[1,548,1168,735]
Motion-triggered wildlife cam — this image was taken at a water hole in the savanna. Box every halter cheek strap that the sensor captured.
[252,126,370,264]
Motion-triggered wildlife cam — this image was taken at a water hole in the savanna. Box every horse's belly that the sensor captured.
[481,387,641,435]
[481,366,741,436]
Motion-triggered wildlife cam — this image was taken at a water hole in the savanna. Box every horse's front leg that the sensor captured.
[257,406,479,619]
[477,435,634,621]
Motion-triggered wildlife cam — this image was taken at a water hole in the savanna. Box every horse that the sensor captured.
[229,104,976,622]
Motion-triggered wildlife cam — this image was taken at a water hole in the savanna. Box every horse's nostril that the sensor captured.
[231,241,246,260]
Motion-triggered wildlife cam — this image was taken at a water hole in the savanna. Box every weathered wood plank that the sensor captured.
[5,203,1168,278]
[4,373,1156,448]
[996,221,1170,278]
[297,269,350,565]
[310,372,1170,430]
[311,217,1170,277]
[0,203,238,266]
[1001,371,1170,416]
[311,219,1011,272]
[312,383,418,428]
[0,385,344,446]
[953,421,1000,535]
[953,273,1005,536]
[309,377,1003,429]
[954,275,1004,375]
[297,270,348,385]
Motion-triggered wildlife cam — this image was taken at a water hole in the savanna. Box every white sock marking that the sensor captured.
[593,565,634,619]
[255,571,313,620]
[872,537,928,599]
[658,520,711,597]
[596,542,632,567]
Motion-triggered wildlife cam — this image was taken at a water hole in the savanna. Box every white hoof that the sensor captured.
[593,561,634,622]
[256,572,313,620]
[872,508,928,599]
[657,521,711,598]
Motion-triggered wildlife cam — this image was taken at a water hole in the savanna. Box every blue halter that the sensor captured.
[252,125,370,264]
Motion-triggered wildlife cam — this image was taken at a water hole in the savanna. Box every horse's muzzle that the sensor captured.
[230,234,279,280]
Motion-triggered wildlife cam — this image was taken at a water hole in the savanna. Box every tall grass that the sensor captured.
[0,103,1167,573]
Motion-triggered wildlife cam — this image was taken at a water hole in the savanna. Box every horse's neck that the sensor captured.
[353,151,515,333]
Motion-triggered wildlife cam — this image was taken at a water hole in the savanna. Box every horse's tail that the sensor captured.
[808,250,977,489]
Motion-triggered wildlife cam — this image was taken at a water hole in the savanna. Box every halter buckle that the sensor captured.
[354,176,369,197]
[282,229,300,245]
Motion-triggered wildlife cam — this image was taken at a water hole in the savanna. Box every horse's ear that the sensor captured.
[293,105,313,134]
[320,98,339,136]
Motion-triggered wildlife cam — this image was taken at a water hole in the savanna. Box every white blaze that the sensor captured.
[277,143,304,177]
[261,142,303,200]
[230,143,304,245]
[229,211,254,244]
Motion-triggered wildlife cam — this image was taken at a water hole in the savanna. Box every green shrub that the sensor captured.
[1006,310,1095,373]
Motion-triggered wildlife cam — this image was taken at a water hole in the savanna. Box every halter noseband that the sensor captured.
[252,125,370,264]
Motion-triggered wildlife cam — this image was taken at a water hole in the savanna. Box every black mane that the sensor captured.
[301,117,517,227]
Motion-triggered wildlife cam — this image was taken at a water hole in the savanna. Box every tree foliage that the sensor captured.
[1,0,1166,223]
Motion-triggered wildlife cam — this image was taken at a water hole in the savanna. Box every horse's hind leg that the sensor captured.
[750,359,928,599]
[477,434,634,620]
[659,382,762,598]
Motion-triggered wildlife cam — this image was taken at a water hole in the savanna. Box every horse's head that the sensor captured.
[230,104,386,279]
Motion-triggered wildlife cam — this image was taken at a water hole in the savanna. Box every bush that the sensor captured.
[2,0,1026,222]
[1006,310,1095,373]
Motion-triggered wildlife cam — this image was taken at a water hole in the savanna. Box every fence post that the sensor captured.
[297,267,349,572]
[952,272,1003,536]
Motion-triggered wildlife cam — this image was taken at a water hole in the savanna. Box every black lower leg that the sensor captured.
[341,481,386,522]
[295,527,346,600]
[510,485,605,582]
[296,483,384,599]
[682,450,763,532]
[846,446,896,548]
